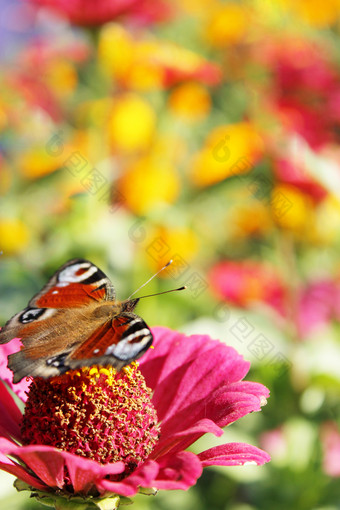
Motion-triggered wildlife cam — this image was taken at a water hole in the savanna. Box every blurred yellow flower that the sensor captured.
[18,130,91,180]
[99,25,163,89]
[108,94,156,152]
[98,24,134,78]
[205,2,249,47]
[99,24,220,90]
[151,134,187,164]
[271,184,313,232]
[281,0,340,27]
[0,102,8,132]
[311,195,340,244]
[118,157,180,214]
[0,218,30,255]
[168,82,211,120]
[179,0,219,16]
[127,61,163,91]
[75,98,113,129]
[0,161,11,195]
[191,122,264,187]
[45,59,78,97]
[144,225,200,272]
[230,200,273,239]
[18,146,64,179]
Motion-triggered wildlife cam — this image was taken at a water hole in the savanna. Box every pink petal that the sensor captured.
[103,453,201,494]
[155,388,266,457]
[0,381,22,441]
[153,451,203,490]
[0,438,126,494]
[140,328,269,461]
[6,444,66,489]
[0,337,30,402]
[152,418,223,459]
[0,438,49,490]
[142,327,250,424]
[62,451,125,494]
[198,443,271,466]
[98,460,160,497]
[206,383,269,428]
[0,459,47,491]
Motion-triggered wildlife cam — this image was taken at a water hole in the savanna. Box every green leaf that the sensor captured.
[93,494,133,509]
[53,497,93,510]
[31,492,92,510]
[13,479,32,493]
[13,478,135,509]
[93,496,121,510]
[138,487,158,496]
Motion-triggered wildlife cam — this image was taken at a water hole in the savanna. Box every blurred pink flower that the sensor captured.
[209,261,340,337]
[321,422,340,477]
[5,39,89,122]
[297,280,340,337]
[28,0,172,26]
[0,327,269,503]
[209,260,285,315]
[260,427,286,462]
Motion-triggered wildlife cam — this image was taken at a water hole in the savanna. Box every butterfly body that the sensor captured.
[0,259,153,383]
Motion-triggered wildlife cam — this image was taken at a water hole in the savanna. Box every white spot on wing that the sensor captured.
[95,278,108,287]
[59,263,97,283]
[105,328,152,360]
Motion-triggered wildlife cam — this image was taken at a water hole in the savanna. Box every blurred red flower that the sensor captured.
[258,39,340,149]
[274,157,328,204]
[209,260,285,315]
[28,0,172,26]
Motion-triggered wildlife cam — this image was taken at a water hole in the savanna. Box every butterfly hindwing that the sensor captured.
[68,313,153,365]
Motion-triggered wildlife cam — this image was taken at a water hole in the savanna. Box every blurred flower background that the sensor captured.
[1,0,340,508]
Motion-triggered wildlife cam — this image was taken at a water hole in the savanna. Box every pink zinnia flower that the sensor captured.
[0,327,269,508]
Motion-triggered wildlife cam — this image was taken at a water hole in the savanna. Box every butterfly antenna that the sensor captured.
[137,286,187,300]
[127,260,174,299]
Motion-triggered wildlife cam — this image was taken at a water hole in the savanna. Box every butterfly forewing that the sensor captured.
[0,259,114,345]
[28,258,116,307]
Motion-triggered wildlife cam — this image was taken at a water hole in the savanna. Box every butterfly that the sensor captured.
[0,259,160,384]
